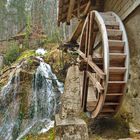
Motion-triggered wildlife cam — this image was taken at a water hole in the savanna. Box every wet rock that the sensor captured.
[60,65,81,119]
[56,115,88,140]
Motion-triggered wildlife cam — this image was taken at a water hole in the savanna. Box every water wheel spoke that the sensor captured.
[79,17,88,53]
[77,50,105,79]
[87,60,105,79]
[85,15,90,56]
[81,71,89,111]
[87,71,104,93]
[87,12,97,56]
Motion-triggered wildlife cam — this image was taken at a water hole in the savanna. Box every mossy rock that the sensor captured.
[44,48,77,82]
[17,50,36,62]
[22,128,55,140]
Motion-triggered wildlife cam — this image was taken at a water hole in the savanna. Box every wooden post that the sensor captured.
[67,0,75,24]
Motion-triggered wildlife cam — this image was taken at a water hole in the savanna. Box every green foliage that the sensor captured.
[4,42,21,65]
[49,128,55,140]
[21,138,28,140]
[17,50,35,62]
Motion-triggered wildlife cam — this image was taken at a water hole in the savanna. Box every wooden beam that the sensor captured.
[87,11,96,55]
[85,15,90,56]
[80,0,91,18]
[58,2,89,23]
[88,60,105,79]
[82,71,89,111]
[58,0,101,24]
[121,0,140,20]
[69,19,85,43]
[77,0,80,18]
[67,0,75,24]
[78,49,87,61]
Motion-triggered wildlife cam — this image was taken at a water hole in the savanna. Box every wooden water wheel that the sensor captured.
[78,10,129,118]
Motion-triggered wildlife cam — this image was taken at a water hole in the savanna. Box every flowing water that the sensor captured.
[0,58,63,140]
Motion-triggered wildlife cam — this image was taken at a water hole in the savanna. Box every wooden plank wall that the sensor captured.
[104,0,140,20]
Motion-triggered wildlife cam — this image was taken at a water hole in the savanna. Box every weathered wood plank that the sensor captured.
[80,1,91,17]
[104,0,140,20]
[121,0,140,20]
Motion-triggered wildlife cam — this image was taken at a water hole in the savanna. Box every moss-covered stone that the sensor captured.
[17,50,36,62]
[23,128,55,140]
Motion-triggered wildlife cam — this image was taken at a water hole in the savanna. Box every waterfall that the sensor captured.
[0,66,21,140]
[33,61,63,119]
[0,58,64,140]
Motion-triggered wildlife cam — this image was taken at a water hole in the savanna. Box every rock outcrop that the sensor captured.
[118,7,140,133]
[0,56,63,140]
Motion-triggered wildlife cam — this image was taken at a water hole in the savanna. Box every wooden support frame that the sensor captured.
[80,0,91,18]
[58,0,96,25]
[69,19,85,43]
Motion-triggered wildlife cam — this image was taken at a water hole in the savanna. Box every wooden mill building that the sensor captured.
[58,0,140,132]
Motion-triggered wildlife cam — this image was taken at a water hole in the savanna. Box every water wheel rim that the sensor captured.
[79,10,109,118]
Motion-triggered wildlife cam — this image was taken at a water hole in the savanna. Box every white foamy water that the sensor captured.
[36,48,47,55]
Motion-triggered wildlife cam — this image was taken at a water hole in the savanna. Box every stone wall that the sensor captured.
[121,6,140,132]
